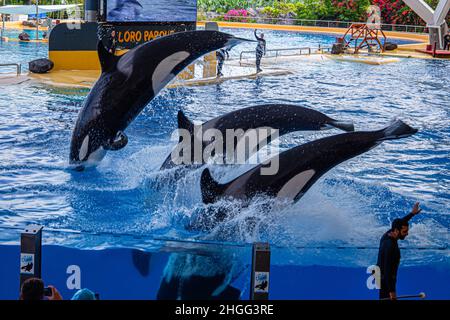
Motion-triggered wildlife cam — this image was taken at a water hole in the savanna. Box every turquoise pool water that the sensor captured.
[0,29,47,73]
[0,29,448,271]
[1,28,45,40]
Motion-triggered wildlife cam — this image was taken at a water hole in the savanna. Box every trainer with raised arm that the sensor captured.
[377,202,422,300]
[254,29,266,73]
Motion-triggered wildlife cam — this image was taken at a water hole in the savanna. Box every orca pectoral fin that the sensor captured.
[328,120,355,132]
[97,41,120,73]
[200,168,226,204]
[105,131,128,151]
[226,36,257,47]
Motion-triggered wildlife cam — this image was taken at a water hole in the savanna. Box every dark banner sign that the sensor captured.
[105,0,198,23]
[49,22,99,51]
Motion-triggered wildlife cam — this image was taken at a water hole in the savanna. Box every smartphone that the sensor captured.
[43,287,52,296]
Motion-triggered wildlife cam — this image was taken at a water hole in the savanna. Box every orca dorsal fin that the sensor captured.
[177,110,195,134]
[200,168,226,204]
[97,41,119,73]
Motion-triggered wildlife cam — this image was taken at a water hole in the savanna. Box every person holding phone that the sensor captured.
[20,278,63,300]
[376,202,422,300]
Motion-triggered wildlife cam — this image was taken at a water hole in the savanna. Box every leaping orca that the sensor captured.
[200,120,417,208]
[69,31,251,170]
[161,104,355,169]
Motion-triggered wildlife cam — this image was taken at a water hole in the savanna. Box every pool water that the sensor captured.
[0,29,449,272]
[0,30,47,73]
[1,28,46,41]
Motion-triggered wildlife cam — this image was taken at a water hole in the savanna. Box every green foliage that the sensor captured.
[198,0,370,23]
[197,0,298,14]
[332,0,371,22]
[260,6,280,19]
[261,2,296,18]
[373,0,449,25]
[197,10,207,21]
[198,0,248,14]
[274,2,297,15]
[295,0,336,20]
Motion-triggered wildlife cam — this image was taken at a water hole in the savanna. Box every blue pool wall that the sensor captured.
[1,245,449,300]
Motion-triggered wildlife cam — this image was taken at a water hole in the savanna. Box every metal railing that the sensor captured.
[1,224,448,251]
[318,46,332,53]
[0,63,21,76]
[202,15,428,34]
[239,46,313,64]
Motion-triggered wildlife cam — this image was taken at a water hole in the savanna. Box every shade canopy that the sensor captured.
[0,5,80,15]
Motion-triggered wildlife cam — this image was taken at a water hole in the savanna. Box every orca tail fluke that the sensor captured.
[329,120,355,132]
[131,0,143,8]
[380,120,418,140]
[201,168,226,204]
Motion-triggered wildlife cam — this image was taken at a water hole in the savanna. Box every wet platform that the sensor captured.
[0,74,31,85]
[28,69,101,88]
[415,48,450,58]
[170,67,292,88]
[326,54,401,65]
[0,65,292,89]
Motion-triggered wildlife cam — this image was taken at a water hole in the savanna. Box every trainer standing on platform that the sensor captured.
[216,47,229,77]
[377,202,422,300]
[254,29,266,73]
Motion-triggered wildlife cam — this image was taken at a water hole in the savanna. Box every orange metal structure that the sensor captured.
[342,23,387,53]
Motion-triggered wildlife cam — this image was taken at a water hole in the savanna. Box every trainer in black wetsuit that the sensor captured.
[105,29,117,54]
[376,202,422,300]
[216,47,229,77]
[444,33,450,51]
[254,29,266,73]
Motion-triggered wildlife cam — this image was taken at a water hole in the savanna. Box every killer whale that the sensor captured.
[69,30,251,170]
[157,251,242,300]
[200,120,417,208]
[161,104,355,169]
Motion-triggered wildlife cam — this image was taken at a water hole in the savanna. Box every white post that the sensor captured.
[1,0,4,41]
[36,0,39,41]
[1,14,4,41]
[402,0,450,49]
[433,0,450,25]
[402,0,434,23]
[434,1,450,48]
